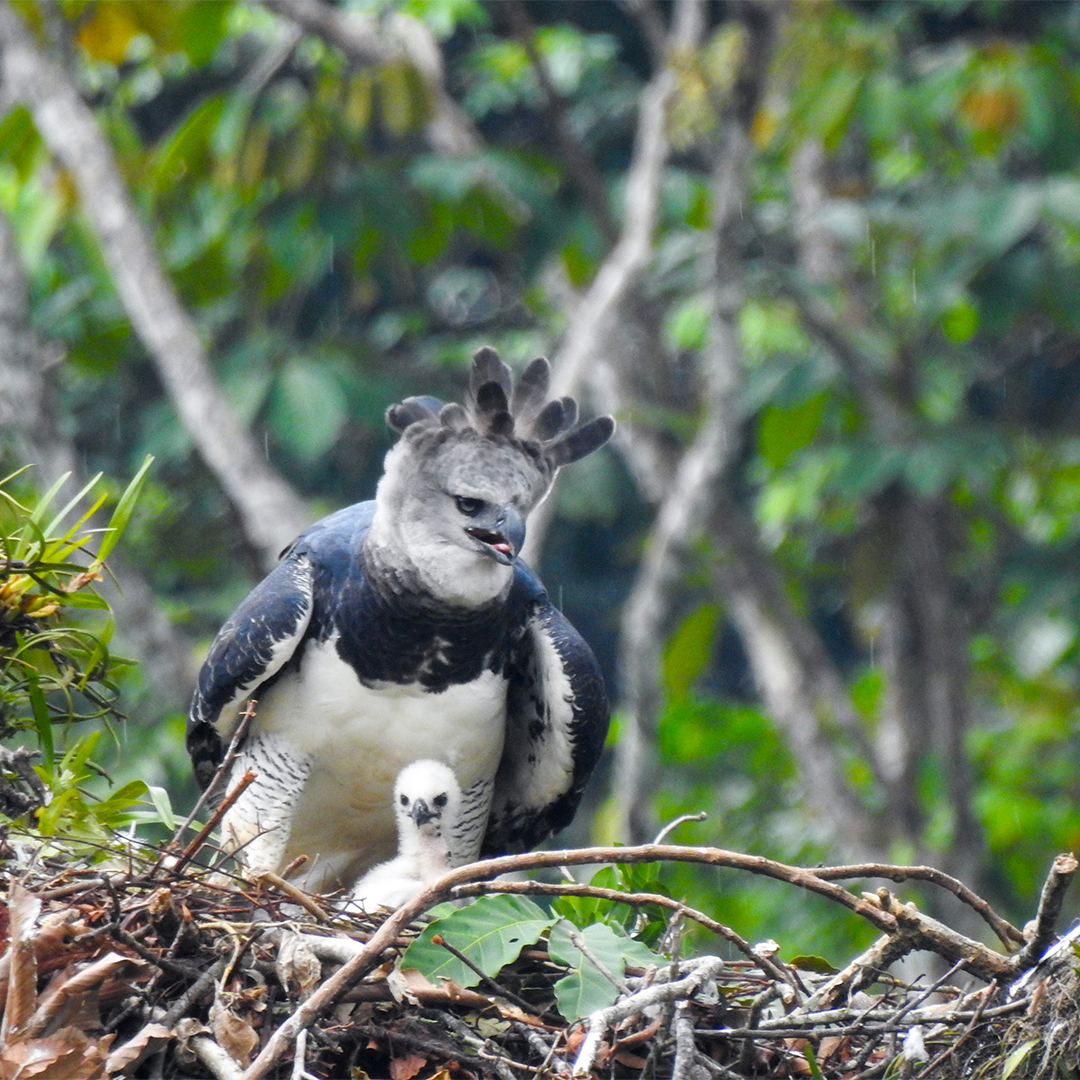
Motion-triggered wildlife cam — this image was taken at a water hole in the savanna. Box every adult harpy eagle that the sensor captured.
[187,348,614,893]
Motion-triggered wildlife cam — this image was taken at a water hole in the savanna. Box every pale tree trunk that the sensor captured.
[0,1,311,570]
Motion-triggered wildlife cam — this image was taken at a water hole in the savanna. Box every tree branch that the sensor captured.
[237,841,1020,1080]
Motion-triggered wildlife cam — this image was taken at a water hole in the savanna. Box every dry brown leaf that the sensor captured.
[0,1026,113,1080]
[393,967,438,1004]
[275,930,321,1001]
[209,997,258,1067]
[389,1051,428,1080]
[28,952,144,1039]
[173,1017,211,1064]
[817,1034,847,1062]
[103,1021,172,1074]
[0,909,91,1018]
[1,884,42,1044]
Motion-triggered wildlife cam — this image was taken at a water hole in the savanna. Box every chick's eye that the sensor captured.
[434,793,448,807]
[455,496,484,517]
[400,794,409,806]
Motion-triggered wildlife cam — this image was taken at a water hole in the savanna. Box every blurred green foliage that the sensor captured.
[5,0,1080,963]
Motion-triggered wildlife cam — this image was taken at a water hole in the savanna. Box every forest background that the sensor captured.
[2,0,1080,961]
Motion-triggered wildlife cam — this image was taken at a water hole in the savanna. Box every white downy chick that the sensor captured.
[348,759,462,912]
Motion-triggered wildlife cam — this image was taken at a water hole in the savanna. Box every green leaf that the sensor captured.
[548,920,664,1021]
[143,784,178,831]
[92,780,150,825]
[662,604,720,699]
[29,677,53,770]
[789,954,838,975]
[95,455,153,565]
[1002,1039,1038,1080]
[268,360,349,463]
[758,393,827,469]
[401,895,555,988]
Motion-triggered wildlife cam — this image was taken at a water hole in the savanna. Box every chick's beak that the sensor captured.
[410,798,437,826]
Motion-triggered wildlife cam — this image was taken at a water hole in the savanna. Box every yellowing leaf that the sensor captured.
[76,3,140,64]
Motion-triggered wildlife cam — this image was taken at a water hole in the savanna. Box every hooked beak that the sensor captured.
[465,504,526,565]
[410,798,438,827]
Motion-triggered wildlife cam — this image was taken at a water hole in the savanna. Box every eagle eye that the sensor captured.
[434,793,448,807]
[454,496,484,517]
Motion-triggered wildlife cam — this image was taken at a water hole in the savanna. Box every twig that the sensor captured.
[152,703,256,876]
[813,861,1024,949]
[171,770,258,876]
[256,871,331,923]
[512,1019,568,1074]
[190,1035,244,1080]
[572,956,725,1076]
[653,812,708,845]
[430,934,552,1020]
[290,1027,307,1080]
[913,978,999,1080]
[672,1001,697,1080]
[566,925,629,993]
[1008,852,1079,973]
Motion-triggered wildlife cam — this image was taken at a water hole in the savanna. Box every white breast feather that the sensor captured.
[227,635,508,891]
[512,622,578,807]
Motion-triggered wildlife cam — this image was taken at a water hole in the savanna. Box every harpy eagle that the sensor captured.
[187,348,614,893]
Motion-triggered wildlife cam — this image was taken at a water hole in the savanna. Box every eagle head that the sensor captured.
[367,348,615,606]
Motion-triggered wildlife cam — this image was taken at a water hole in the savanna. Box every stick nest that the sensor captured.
[0,826,1075,1080]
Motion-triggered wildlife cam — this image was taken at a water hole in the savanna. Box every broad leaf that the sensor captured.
[401,895,555,988]
[548,919,664,1021]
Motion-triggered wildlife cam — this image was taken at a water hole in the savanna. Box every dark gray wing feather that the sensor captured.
[483,599,609,856]
[187,552,314,790]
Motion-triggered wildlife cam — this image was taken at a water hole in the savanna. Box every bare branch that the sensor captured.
[1008,852,1079,975]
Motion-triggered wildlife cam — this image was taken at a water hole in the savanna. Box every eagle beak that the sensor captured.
[465,504,526,565]
[410,798,437,826]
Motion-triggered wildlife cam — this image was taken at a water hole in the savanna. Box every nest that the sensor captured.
[0,817,1075,1080]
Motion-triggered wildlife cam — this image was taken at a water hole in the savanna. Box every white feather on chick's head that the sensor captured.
[347,759,462,913]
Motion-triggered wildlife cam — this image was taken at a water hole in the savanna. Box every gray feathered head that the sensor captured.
[369,348,614,603]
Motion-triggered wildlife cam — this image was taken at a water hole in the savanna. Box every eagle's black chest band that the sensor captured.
[309,562,537,692]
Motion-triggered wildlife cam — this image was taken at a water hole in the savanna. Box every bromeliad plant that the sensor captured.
[0,459,163,853]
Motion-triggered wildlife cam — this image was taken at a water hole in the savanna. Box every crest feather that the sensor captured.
[470,347,513,402]
[386,346,615,507]
[387,396,442,433]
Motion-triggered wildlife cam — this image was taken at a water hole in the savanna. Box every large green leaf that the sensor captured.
[548,920,664,1022]
[401,895,555,988]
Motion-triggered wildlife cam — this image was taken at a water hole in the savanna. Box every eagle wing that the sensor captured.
[186,502,375,791]
[483,576,610,856]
